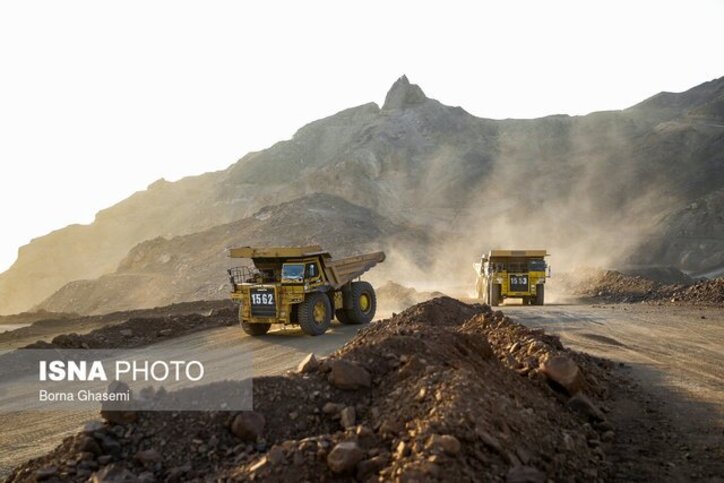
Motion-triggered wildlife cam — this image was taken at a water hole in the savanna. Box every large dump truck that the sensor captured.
[474,250,550,306]
[227,246,385,336]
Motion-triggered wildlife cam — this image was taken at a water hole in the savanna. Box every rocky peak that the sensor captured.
[382,75,428,110]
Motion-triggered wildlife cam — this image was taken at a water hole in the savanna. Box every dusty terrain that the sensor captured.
[2,297,722,481]
[2,75,723,316]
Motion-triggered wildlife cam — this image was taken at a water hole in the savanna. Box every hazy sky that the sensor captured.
[0,0,722,272]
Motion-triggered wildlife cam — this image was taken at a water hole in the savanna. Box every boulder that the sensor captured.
[340,406,356,429]
[327,441,365,473]
[78,436,102,455]
[566,393,606,422]
[266,445,286,465]
[134,448,162,465]
[426,434,461,455]
[35,466,58,481]
[231,411,266,441]
[297,353,319,373]
[540,355,585,395]
[322,402,345,415]
[327,360,371,390]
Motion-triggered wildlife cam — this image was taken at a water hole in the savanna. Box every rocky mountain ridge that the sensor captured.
[1,75,723,314]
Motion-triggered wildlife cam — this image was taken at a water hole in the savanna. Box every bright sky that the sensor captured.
[0,0,722,272]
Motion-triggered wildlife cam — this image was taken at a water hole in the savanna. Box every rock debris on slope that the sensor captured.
[7,297,619,482]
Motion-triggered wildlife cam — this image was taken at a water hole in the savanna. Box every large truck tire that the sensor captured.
[490,284,501,307]
[535,285,545,305]
[342,281,377,324]
[298,292,332,336]
[335,308,352,324]
[241,321,271,336]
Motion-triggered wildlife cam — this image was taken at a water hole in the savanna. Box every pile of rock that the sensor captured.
[558,268,670,303]
[7,297,617,482]
[561,268,724,306]
[668,277,724,305]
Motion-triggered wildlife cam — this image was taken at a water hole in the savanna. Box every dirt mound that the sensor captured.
[615,266,694,285]
[22,305,236,350]
[668,277,724,304]
[560,268,724,306]
[7,298,618,482]
[0,300,236,352]
[375,281,445,314]
[561,268,670,303]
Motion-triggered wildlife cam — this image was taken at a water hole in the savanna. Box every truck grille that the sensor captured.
[509,274,529,293]
[250,287,277,317]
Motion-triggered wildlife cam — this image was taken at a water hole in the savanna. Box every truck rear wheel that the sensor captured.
[342,281,376,324]
[298,292,332,336]
[241,321,271,336]
[535,285,545,305]
[335,309,352,324]
[490,284,501,307]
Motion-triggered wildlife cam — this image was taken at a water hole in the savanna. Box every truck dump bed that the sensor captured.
[488,250,549,258]
[324,252,386,288]
[227,245,385,288]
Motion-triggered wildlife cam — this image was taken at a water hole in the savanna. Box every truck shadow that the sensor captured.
[607,362,724,480]
[240,321,365,350]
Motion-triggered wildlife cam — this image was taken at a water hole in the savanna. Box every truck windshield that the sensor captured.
[281,264,305,282]
[528,259,546,271]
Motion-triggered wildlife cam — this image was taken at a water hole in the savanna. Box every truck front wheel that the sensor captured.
[490,284,501,307]
[299,292,332,336]
[535,285,545,305]
[241,321,271,336]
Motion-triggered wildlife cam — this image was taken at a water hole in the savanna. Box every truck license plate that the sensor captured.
[509,275,529,292]
[250,287,276,317]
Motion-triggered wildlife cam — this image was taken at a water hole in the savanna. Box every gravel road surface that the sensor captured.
[2,302,723,479]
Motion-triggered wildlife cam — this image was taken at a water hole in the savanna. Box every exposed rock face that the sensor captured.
[326,441,365,473]
[327,360,372,390]
[540,355,585,396]
[2,75,723,315]
[382,75,428,110]
[230,411,266,441]
[296,353,319,373]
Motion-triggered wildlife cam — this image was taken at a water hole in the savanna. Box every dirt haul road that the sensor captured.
[2,302,723,479]
[503,302,724,475]
[0,323,363,478]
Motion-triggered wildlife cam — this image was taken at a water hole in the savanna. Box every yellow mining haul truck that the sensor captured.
[227,246,385,336]
[474,250,550,306]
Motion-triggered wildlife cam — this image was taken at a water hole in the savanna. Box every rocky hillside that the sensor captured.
[636,188,724,276]
[2,75,723,314]
[36,194,428,314]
